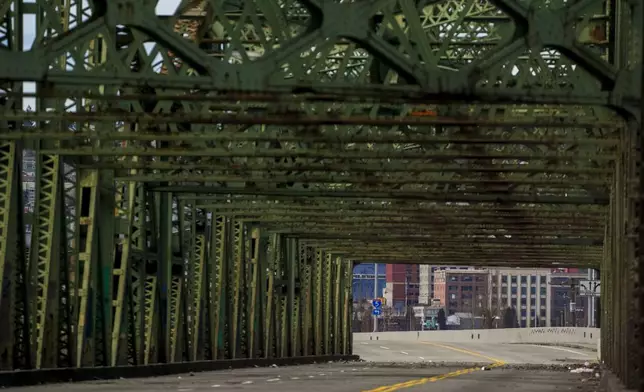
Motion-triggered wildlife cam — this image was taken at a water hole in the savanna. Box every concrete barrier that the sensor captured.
[354,327,600,346]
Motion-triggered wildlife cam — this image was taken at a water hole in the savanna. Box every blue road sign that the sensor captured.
[372,308,382,316]
[372,299,382,308]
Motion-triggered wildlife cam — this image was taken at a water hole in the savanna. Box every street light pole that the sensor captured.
[373,263,378,333]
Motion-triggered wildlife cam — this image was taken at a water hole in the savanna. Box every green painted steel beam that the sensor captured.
[0,0,642,388]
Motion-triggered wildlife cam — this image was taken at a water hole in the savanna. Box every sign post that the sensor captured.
[372,296,383,332]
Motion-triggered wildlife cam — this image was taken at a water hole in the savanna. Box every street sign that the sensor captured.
[372,308,382,316]
[372,299,382,308]
[579,280,600,297]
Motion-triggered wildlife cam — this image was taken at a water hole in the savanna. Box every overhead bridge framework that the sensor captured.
[0,0,643,389]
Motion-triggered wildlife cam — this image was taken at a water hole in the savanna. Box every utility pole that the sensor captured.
[571,281,578,327]
[587,269,596,327]
[373,263,378,333]
[404,275,409,329]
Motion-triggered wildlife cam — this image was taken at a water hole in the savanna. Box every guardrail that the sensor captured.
[355,327,600,345]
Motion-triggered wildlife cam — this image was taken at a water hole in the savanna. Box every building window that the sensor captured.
[530,287,536,295]
[461,286,472,291]
[530,299,536,306]
[521,276,527,284]
[449,285,458,291]
[450,276,458,282]
[511,287,517,295]
[540,276,547,284]
[540,287,547,295]
[502,276,508,284]
[475,275,485,282]
[462,275,473,282]
[511,276,517,284]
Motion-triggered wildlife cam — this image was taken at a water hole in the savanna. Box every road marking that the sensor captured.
[380,346,390,350]
[420,341,506,363]
[418,356,425,360]
[361,342,369,345]
[528,344,591,357]
[400,351,408,355]
[362,342,506,392]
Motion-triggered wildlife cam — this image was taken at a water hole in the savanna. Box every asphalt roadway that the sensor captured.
[7,339,601,392]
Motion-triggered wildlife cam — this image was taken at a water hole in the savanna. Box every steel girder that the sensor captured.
[0,0,643,390]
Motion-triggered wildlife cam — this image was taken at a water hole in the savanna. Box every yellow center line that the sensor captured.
[361,341,507,392]
[419,341,506,364]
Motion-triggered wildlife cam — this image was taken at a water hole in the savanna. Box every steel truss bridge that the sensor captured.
[0,0,642,389]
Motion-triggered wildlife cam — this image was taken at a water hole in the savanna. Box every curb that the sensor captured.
[0,355,361,387]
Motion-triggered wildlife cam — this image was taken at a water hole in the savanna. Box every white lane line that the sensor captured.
[400,351,409,355]
[379,346,390,350]
[418,356,425,360]
[267,378,281,382]
[291,377,300,380]
[528,344,591,357]
[361,342,369,345]
[241,381,253,385]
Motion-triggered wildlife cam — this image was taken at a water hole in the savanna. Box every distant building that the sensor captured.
[489,268,552,327]
[433,269,489,316]
[418,265,477,304]
[384,264,419,315]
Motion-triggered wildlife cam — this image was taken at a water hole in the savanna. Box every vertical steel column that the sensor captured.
[333,257,342,354]
[111,182,145,366]
[323,253,332,355]
[229,220,243,358]
[299,244,312,356]
[277,235,288,358]
[208,214,226,359]
[601,211,612,367]
[313,249,324,355]
[167,199,185,363]
[247,227,261,358]
[0,141,28,370]
[288,238,299,357]
[0,0,30,371]
[342,259,353,355]
[74,170,99,367]
[190,231,206,361]
[637,2,644,387]
[29,149,62,369]
[624,125,638,387]
[264,234,280,358]
[255,230,269,358]
[156,192,172,363]
[142,190,159,365]
[264,233,278,359]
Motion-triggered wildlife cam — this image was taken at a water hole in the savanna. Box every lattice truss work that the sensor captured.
[0,0,643,389]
